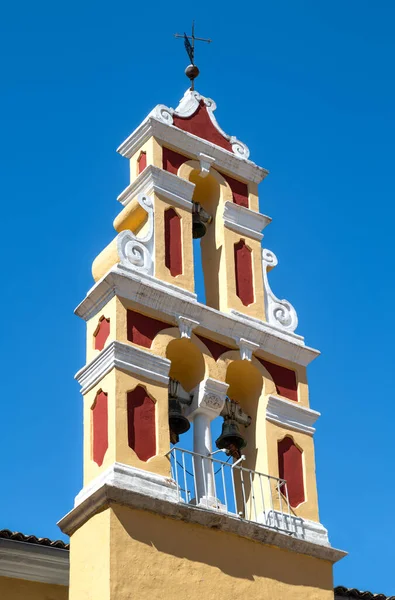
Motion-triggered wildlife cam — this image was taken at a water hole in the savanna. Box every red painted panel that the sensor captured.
[278,437,305,507]
[173,101,233,153]
[196,335,231,361]
[127,386,156,461]
[92,391,108,467]
[127,309,170,349]
[165,208,183,277]
[257,358,298,402]
[234,240,254,306]
[222,174,249,208]
[137,151,147,174]
[94,317,110,351]
[162,147,187,174]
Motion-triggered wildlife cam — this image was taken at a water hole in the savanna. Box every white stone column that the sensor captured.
[186,378,229,507]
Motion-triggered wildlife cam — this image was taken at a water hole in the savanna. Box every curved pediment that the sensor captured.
[150,90,250,160]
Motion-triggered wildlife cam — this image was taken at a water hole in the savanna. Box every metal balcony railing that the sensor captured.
[166,447,298,536]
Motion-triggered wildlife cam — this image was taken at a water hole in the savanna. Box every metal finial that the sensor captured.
[174,21,211,90]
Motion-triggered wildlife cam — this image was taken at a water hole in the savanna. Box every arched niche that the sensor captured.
[216,354,277,474]
[165,337,207,392]
[177,161,233,310]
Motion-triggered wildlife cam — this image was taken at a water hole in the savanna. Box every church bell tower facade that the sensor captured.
[59,86,345,599]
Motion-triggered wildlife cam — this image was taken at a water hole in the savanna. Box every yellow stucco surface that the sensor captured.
[82,368,171,486]
[107,504,333,600]
[0,575,68,600]
[69,510,110,600]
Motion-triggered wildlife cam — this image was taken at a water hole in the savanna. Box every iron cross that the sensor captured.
[174,21,211,66]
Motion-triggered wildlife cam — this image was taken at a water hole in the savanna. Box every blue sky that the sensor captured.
[0,0,394,594]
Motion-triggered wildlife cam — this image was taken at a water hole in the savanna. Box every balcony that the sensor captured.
[167,447,302,537]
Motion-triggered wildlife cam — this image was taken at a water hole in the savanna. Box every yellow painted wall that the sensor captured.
[153,194,194,293]
[109,504,334,600]
[69,510,110,600]
[266,421,320,522]
[82,368,171,486]
[128,136,162,178]
[0,575,68,600]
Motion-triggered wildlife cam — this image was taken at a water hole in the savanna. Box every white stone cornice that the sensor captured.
[223,201,271,241]
[116,117,268,185]
[75,268,320,367]
[58,461,346,564]
[177,315,199,339]
[75,341,171,394]
[117,165,195,211]
[266,395,321,435]
[74,462,179,509]
[0,539,69,586]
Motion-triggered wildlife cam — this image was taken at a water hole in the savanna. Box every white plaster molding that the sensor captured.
[177,315,199,339]
[75,341,171,394]
[261,249,299,333]
[197,152,216,178]
[223,201,271,241]
[74,462,179,509]
[76,268,319,367]
[235,337,260,361]
[258,511,330,547]
[266,395,321,435]
[116,110,268,186]
[0,539,69,586]
[187,378,229,420]
[117,165,195,211]
[115,192,154,277]
[58,466,346,564]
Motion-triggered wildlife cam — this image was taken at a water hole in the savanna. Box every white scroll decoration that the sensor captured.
[149,104,174,125]
[117,193,154,276]
[262,249,298,333]
[150,90,250,160]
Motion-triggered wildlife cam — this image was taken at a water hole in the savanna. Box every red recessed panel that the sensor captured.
[137,151,147,174]
[162,147,187,175]
[278,437,305,508]
[92,391,108,467]
[257,358,298,402]
[127,310,170,349]
[234,240,254,306]
[222,174,249,208]
[94,317,110,351]
[165,208,183,277]
[173,101,233,153]
[196,335,231,361]
[127,386,156,462]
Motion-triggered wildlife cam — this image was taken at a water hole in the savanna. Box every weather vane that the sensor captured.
[174,21,211,90]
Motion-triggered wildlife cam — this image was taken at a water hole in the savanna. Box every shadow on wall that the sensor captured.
[112,504,333,589]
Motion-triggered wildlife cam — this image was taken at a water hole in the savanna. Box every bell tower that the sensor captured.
[59,75,345,600]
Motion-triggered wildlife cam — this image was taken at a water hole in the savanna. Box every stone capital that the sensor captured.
[186,378,229,421]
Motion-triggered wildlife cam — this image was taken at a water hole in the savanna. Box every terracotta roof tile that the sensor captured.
[335,587,395,600]
[0,529,69,550]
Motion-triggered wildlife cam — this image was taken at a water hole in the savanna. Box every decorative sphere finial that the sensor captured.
[185,64,200,90]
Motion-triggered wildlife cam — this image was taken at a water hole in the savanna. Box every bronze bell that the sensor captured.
[192,211,207,239]
[169,397,190,440]
[215,418,247,459]
[192,202,212,239]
